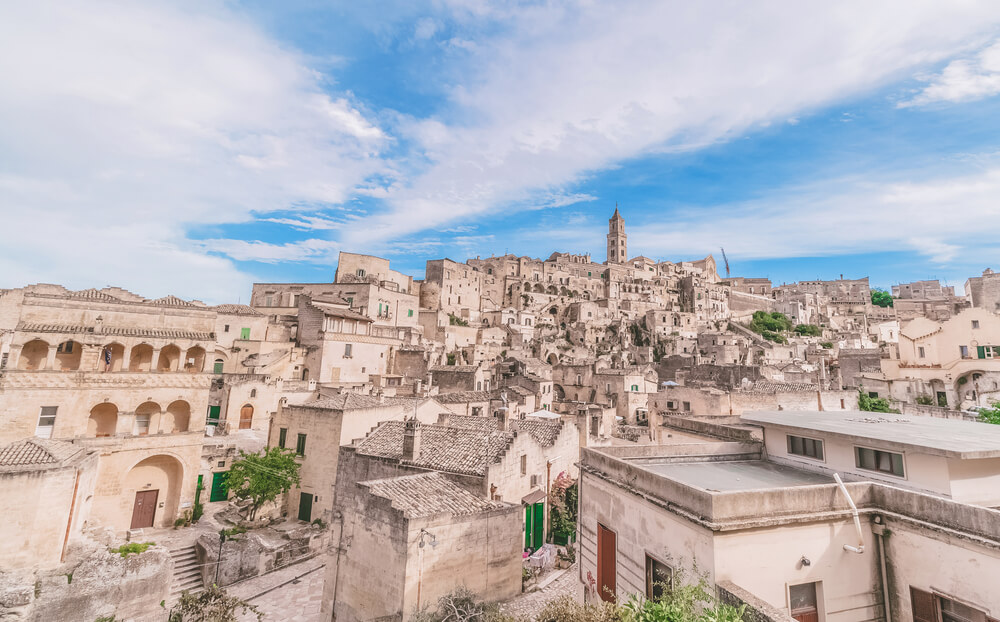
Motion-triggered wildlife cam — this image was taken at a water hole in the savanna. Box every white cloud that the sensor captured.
[344,1,1000,247]
[626,166,1000,266]
[0,0,389,301]
[901,40,1000,107]
[196,238,340,264]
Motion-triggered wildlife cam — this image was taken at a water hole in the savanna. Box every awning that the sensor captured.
[521,489,546,505]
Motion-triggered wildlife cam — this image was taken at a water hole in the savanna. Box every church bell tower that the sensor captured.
[607,206,627,264]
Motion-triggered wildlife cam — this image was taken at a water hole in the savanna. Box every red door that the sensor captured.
[239,404,253,430]
[596,523,616,602]
[130,490,158,529]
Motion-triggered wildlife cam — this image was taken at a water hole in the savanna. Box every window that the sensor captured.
[224,324,230,333]
[240,327,250,340]
[960,345,970,359]
[631,384,639,392]
[682,401,690,411]
[278,428,287,449]
[346,296,354,306]
[645,555,673,600]
[356,268,366,277]
[0,353,7,369]
[521,454,527,475]
[918,346,926,358]
[576,374,582,385]
[911,587,992,622]
[855,447,904,477]
[56,341,73,353]
[296,433,307,456]
[789,582,819,622]
[972,320,980,329]
[134,413,151,436]
[213,359,224,374]
[265,295,273,307]
[344,344,353,358]
[408,309,413,317]
[36,406,57,438]
[787,435,825,460]
[250,388,257,398]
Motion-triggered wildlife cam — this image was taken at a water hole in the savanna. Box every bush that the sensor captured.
[978,402,1000,425]
[793,324,822,337]
[749,311,793,335]
[820,342,833,349]
[168,585,261,622]
[448,314,469,327]
[871,289,893,308]
[915,395,934,406]
[858,391,898,414]
[111,542,154,558]
[412,587,513,622]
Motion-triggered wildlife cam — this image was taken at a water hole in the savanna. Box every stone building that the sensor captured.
[578,411,1000,621]
[0,285,210,533]
[324,471,522,622]
[965,268,1000,312]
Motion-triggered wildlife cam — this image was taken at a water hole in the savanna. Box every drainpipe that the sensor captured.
[834,473,864,554]
[60,468,82,563]
[876,525,893,622]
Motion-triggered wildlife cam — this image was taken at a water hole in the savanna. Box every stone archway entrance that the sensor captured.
[239,404,254,430]
[124,455,182,530]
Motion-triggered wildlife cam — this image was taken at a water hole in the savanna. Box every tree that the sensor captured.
[978,402,1000,425]
[749,311,793,337]
[793,324,821,337]
[168,585,262,622]
[871,289,893,308]
[226,447,301,521]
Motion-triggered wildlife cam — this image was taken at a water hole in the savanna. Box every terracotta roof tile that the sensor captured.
[0,438,85,472]
[355,420,513,476]
[360,472,505,518]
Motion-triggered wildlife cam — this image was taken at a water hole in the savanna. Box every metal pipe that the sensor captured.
[834,473,865,554]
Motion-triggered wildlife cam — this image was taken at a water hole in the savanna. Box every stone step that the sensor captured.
[173,557,199,571]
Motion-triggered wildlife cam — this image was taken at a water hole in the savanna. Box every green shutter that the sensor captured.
[296,433,307,456]
[525,506,532,549]
[978,346,987,359]
[208,405,221,426]
[532,502,544,549]
[278,428,287,449]
[240,327,250,340]
[210,471,229,502]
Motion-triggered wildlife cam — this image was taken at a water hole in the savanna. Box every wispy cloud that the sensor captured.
[199,238,340,264]
[900,39,1000,107]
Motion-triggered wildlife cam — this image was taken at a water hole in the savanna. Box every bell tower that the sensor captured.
[607,205,627,264]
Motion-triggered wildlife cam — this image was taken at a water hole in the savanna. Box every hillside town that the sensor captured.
[1,208,998,622]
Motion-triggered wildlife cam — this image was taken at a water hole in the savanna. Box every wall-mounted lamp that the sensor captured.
[419,528,438,549]
[800,556,811,567]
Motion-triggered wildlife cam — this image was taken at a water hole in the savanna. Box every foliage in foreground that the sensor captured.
[978,402,1000,425]
[168,585,262,622]
[412,587,511,622]
[226,447,301,521]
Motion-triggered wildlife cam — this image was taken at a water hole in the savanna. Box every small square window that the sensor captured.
[217,461,225,468]
[520,454,527,476]
[918,346,925,358]
[224,324,230,332]
[972,320,980,329]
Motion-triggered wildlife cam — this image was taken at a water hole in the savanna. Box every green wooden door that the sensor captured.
[524,505,531,549]
[240,327,250,340]
[532,502,544,549]
[208,405,221,426]
[298,492,313,522]
[195,475,203,506]
[210,471,228,502]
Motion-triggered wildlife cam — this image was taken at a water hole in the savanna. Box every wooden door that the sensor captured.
[298,492,313,522]
[239,404,253,429]
[790,583,819,622]
[131,490,158,529]
[210,472,229,502]
[596,523,616,602]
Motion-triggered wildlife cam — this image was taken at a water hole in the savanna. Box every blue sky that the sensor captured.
[3,2,1000,302]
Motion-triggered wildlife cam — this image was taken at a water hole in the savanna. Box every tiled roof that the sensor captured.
[213,304,263,316]
[146,295,198,307]
[68,288,122,302]
[0,438,85,472]
[310,299,373,322]
[510,417,564,447]
[741,381,818,394]
[360,472,505,519]
[16,323,213,341]
[297,394,421,411]
[355,420,513,476]
[443,414,499,432]
[433,390,495,404]
[430,365,479,373]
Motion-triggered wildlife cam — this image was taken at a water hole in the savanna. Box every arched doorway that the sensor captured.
[164,400,191,433]
[183,346,206,372]
[99,343,125,371]
[134,401,161,436]
[18,339,49,370]
[88,403,118,437]
[124,455,183,529]
[55,340,82,370]
[129,344,153,372]
[156,344,181,372]
[239,404,254,430]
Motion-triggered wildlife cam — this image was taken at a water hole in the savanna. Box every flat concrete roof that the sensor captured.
[638,460,832,492]
[741,410,1000,459]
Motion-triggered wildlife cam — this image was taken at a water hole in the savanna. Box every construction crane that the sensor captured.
[720,247,731,278]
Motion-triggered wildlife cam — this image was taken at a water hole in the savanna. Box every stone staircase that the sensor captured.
[168,545,204,602]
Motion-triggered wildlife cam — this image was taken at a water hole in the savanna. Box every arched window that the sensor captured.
[213,358,224,374]
[250,388,257,398]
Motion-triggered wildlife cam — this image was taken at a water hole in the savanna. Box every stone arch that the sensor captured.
[547,353,560,366]
[156,344,181,372]
[134,401,161,436]
[533,283,544,293]
[18,339,49,370]
[55,340,83,370]
[183,346,206,373]
[164,400,191,433]
[88,403,118,437]
[123,454,183,529]
[99,343,125,371]
[553,384,566,400]
[212,350,228,374]
[301,367,310,381]
[129,344,154,372]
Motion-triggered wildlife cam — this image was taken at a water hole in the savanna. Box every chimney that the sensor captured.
[402,418,422,461]
[495,408,507,431]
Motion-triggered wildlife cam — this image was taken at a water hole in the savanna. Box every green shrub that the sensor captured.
[820,342,833,349]
[915,395,934,406]
[111,542,155,558]
[858,391,898,414]
[978,403,1000,425]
